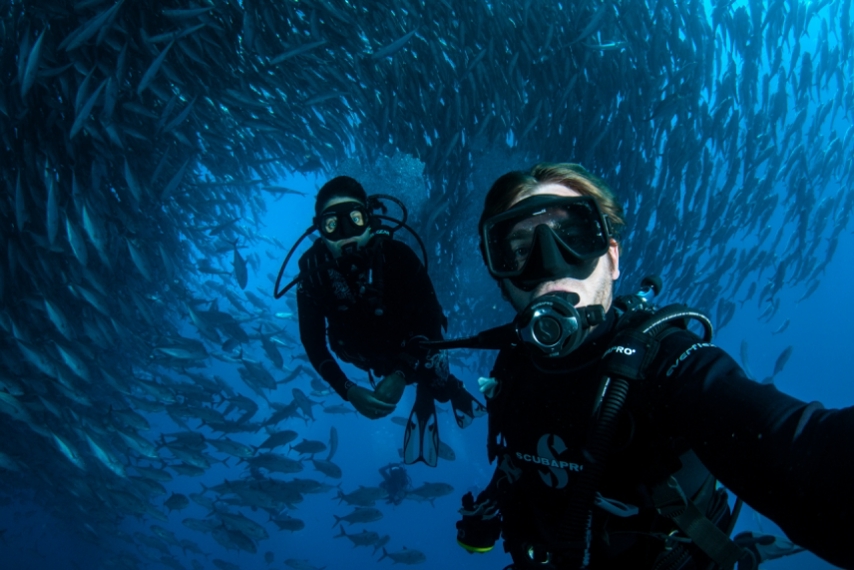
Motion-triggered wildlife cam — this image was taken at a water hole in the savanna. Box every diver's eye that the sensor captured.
[350,210,365,226]
[511,245,531,268]
[323,216,338,234]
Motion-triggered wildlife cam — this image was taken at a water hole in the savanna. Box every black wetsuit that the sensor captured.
[474,308,854,569]
[296,236,449,400]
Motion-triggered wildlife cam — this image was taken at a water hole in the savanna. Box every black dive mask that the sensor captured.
[482,195,613,292]
[314,202,370,241]
[515,292,606,359]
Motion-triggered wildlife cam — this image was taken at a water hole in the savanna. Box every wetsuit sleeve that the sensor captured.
[655,331,854,569]
[384,241,446,339]
[296,251,354,401]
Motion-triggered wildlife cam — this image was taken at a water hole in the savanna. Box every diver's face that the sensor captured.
[319,197,371,258]
[501,184,620,312]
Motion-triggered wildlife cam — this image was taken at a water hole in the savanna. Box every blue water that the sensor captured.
[2,0,853,569]
[3,165,849,570]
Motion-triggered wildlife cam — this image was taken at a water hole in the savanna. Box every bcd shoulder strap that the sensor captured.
[651,475,747,570]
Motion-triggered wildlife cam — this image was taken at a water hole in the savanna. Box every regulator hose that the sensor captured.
[558,305,713,569]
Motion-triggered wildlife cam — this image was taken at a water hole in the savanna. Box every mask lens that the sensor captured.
[552,202,606,256]
[318,202,369,241]
[504,228,535,272]
[484,196,609,278]
[322,215,338,235]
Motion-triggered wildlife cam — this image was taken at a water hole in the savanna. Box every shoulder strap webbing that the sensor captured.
[360,234,388,316]
[652,476,747,570]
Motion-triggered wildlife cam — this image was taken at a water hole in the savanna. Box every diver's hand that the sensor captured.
[374,371,406,405]
[456,492,501,554]
[347,385,396,420]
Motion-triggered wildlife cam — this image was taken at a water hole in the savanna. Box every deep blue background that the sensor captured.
[2,0,852,567]
[3,167,849,570]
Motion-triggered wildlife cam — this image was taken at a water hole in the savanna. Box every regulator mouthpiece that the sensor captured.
[515,292,606,359]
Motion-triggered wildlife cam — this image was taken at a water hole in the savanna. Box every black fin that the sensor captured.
[403,383,439,467]
[449,381,487,429]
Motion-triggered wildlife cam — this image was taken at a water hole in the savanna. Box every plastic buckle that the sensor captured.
[663,530,692,551]
[654,476,688,518]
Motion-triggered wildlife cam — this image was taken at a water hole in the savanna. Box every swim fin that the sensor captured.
[449,379,487,429]
[403,382,439,467]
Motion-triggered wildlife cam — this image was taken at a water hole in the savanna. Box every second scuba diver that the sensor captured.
[279,176,485,466]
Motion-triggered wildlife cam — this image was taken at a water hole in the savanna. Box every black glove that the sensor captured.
[456,492,501,553]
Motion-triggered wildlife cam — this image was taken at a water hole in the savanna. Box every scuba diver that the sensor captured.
[441,163,854,569]
[274,176,485,466]
[379,462,412,505]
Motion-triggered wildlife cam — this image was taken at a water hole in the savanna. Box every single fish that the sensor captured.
[438,441,456,461]
[337,486,388,507]
[270,514,305,532]
[772,318,790,335]
[260,185,306,196]
[371,28,418,59]
[233,241,248,290]
[773,346,794,377]
[257,429,298,451]
[312,458,342,479]
[378,546,427,565]
[70,79,106,139]
[137,40,174,95]
[290,439,327,456]
[332,507,383,527]
[335,526,380,547]
[61,0,125,51]
[268,40,328,66]
[163,493,190,512]
[20,29,46,98]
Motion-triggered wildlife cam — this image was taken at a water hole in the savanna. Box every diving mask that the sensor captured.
[482,195,613,291]
[315,201,370,241]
